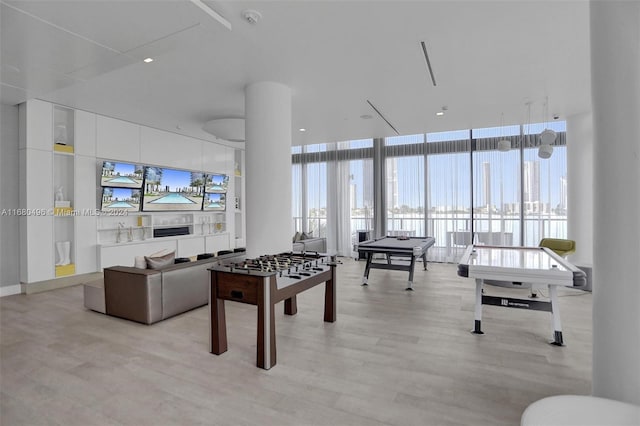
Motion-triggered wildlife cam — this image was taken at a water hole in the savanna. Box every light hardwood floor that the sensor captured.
[0,259,592,426]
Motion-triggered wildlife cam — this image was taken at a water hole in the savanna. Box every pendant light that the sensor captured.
[538,97,555,158]
[497,112,511,152]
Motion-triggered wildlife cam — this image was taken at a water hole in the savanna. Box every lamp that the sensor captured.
[540,128,557,145]
[538,97,556,158]
[497,112,511,152]
[538,144,553,159]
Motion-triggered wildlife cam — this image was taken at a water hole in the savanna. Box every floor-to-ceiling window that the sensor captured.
[472,125,522,248]
[385,134,425,237]
[426,130,472,262]
[292,122,567,261]
[291,144,328,238]
[292,140,373,255]
[522,121,568,245]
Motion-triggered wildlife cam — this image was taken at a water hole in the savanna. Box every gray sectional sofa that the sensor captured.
[293,237,327,253]
[87,253,241,325]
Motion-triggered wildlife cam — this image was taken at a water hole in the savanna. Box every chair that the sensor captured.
[539,238,576,257]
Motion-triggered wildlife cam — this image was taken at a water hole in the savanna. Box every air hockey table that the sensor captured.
[457,245,586,345]
[357,236,436,290]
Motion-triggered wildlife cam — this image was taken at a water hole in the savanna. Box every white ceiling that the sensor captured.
[1,0,591,146]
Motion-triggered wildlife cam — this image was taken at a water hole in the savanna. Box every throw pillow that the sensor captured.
[301,232,312,240]
[149,248,171,258]
[134,256,147,269]
[145,251,176,270]
[293,232,301,243]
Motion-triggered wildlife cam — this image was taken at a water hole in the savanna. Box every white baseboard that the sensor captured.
[0,285,22,297]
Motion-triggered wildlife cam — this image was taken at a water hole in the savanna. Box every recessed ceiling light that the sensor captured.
[143,57,154,63]
[299,128,307,132]
[360,114,373,120]
[436,111,444,116]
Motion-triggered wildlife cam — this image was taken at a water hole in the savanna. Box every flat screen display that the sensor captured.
[203,193,226,211]
[101,161,144,188]
[204,173,229,193]
[142,167,204,212]
[101,187,141,212]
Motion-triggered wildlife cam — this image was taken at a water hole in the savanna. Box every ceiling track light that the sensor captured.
[366,100,400,135]
[420,41,437,86]
[189,0,232,31]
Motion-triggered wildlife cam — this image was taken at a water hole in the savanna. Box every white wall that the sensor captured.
[0,105,21,294]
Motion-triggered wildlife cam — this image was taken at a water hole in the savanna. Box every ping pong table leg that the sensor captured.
[472,278,484,334]
[548,285,564,346]
[421,253,428,271]
[362,253,372,285]
[405,255,416,291]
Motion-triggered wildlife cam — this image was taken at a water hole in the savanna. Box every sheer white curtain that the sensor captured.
[326,143,353,256]
[522,121,568,245]
[385,134,425,237]
[425,130,471,262]
[472,125,522,248]
[293,140,374,256]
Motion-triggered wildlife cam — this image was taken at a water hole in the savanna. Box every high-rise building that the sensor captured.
[523,161,541,203]
[386,158,399,209]
[560,176,567,210]
[362,159,374,210]
[482,162,491,210]
[350,182,357,210]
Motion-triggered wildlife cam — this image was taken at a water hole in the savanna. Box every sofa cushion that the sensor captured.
[146,251,176,269]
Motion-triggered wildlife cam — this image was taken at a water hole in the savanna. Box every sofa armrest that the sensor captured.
[104,267,163,324]
[303,237,327,253]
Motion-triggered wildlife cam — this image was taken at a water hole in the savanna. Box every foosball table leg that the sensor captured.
[284,296,297,315]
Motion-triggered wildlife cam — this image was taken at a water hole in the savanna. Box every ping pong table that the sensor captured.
[357,236,435,290]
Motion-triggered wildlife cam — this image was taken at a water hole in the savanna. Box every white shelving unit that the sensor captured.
[233,149,245,248]
[19,99,238,282]
[52,105,76,277]
[97,212,227,245]
[97,213,152,244]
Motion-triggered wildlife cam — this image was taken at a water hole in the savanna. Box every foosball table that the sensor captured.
[208,252,337,369]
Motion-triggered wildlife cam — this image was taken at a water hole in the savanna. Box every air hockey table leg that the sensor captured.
[472,278,484,334]
[548,285,564,346]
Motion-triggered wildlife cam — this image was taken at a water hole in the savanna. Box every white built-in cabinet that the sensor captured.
[233,149,246,248]
[19,99,244,284]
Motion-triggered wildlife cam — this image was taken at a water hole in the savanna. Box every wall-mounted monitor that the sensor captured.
[101,187,141,212]
[142,167,204,211]
[101,161,144,188]
[203,193,226,211]
[204,173,229,193]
